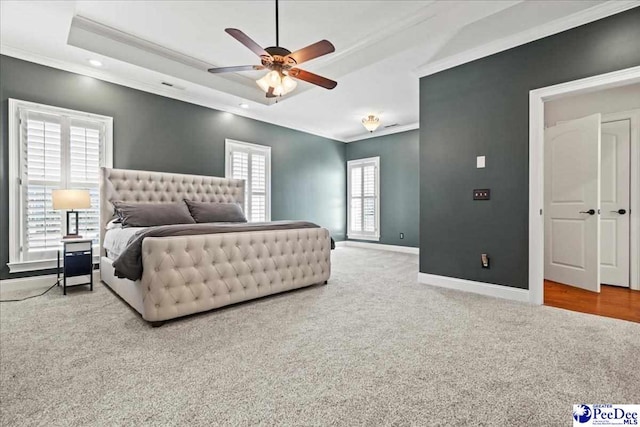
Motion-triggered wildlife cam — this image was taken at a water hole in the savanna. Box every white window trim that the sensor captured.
[347,156,380,241]
[7,99,113,273]
[224,139,271,221]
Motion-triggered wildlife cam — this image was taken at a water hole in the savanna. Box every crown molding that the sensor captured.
[0,44,422,144]
[0,44,245,113]
[0,44,344,142]
[5,1,632,145]
[67,15,272,106]
[343,122,419,143]
[414,1,640,78]
[309,1,440,70]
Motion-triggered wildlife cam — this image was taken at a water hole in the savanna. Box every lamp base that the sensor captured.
[66,210,81,239]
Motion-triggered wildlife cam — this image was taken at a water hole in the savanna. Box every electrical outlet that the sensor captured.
[399,233,404,239]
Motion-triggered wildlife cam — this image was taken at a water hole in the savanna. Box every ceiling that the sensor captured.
[1,0,636,142]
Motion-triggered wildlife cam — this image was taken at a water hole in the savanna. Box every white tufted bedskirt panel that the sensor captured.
[139,228,331,321]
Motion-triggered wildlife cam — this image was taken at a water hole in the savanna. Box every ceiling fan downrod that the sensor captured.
[275,0,279,47]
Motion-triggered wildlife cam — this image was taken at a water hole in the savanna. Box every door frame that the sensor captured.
[601,109,640,288]
[529,66,640,305]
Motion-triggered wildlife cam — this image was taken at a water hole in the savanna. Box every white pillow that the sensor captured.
[105,218,123,230]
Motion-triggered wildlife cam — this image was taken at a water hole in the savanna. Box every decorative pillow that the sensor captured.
[184,200,247,223]
[112,201,195,227]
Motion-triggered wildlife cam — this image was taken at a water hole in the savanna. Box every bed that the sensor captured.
[99,167,332,325]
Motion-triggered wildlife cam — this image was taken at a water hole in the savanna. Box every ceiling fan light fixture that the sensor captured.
[281,75,297,93]
[362,115,381,132]
[256,74,272,93]
[266,70,282,86]
[272,85,284,97]
[256,70,297,97]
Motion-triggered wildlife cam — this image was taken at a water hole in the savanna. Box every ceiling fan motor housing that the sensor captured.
[262,46,297,74]
[265,46,292,57]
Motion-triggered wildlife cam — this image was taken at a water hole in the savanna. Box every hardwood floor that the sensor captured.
[544,280,640,323]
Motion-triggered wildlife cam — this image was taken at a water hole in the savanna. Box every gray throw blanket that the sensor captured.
[112,221,333,281]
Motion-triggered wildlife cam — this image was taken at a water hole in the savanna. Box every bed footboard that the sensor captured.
[139,228,331,322]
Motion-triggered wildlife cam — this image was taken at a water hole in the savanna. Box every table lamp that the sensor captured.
[52,189,91,239]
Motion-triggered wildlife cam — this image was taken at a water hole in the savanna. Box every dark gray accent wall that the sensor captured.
[346,129,419,247]
[419,8,640,289]
[0,55,346,279]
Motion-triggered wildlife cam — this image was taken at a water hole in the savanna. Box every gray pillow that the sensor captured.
[113,201,195,227]
[184,200,247,223]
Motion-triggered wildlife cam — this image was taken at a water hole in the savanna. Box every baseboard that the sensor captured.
[0,271,100,293]
[417,272,531,303]
[339,240,419,255]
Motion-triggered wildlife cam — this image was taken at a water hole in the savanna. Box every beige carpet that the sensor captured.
[1,247,639,426]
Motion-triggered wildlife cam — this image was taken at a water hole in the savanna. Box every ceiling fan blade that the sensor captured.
[286,40,335,65]
[225,28,271,58]
[208,65,264,73]
[289,68,337,90]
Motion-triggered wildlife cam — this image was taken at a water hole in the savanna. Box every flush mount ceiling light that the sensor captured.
[88,59,103,67]
[362,115,381,132]
[207,0,337,98]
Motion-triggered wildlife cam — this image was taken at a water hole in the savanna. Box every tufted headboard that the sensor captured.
[100,167,245,255]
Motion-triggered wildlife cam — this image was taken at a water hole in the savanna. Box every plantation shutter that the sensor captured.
[362,164,376,233]
[350,165,363,232]
[229,150,249,212]
[227,141,271,222]
[69,118,104,245]
[348,157,379,240]
[21,110,63,258]
[16,106,108,262]
[250,153,267,222]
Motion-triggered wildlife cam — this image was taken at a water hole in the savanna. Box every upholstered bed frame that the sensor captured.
[99,167,331,325]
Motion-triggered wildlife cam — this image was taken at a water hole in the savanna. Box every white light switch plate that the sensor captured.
[477,156,486,168]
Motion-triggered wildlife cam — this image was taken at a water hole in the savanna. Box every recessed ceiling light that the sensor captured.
[239,103,249,109]
[88,59,103,67]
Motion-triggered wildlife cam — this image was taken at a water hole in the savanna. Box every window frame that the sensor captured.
[224,139,271,222]
[347,156,380,241]
[7,99,113,273]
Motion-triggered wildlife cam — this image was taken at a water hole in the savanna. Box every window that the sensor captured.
[348,157,380,241]
[225,139,271,222]
[8,99,113,272]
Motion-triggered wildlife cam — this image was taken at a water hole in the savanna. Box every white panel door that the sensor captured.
[545,114,601,292]
[600,120,630,287]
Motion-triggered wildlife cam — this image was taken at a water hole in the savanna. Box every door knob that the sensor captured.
[579,209,596,215]
[611,209,627,215]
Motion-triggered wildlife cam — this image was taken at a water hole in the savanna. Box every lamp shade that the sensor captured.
[52,189,91,210]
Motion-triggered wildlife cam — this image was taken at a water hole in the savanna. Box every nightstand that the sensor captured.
[57,239,94,295]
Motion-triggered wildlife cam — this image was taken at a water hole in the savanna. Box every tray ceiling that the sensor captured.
[2,0,629,141]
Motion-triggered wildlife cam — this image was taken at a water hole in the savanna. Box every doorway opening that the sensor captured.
[528,66,640,321]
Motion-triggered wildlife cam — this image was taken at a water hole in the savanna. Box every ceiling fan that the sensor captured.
[207,0,337,98]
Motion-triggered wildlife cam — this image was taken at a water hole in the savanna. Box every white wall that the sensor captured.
[545,83,640,127]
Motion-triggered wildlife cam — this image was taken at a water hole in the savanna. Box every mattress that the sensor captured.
[103,226,145,259]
